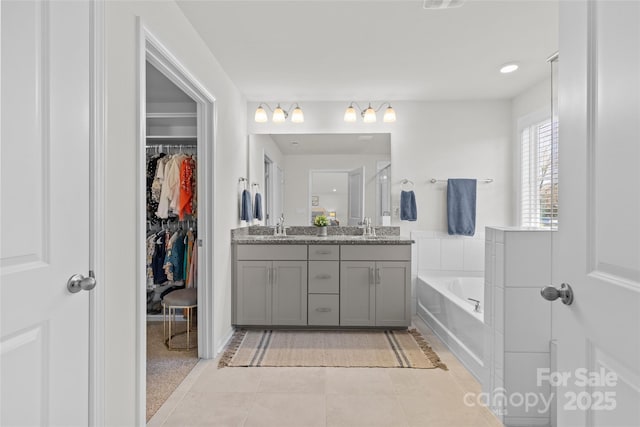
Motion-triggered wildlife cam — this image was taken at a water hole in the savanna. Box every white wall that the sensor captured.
[105,2,246,424]
[249,100,514,235]
[284,154,389,225]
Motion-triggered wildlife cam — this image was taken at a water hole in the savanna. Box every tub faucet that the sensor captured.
[468,298,481,313]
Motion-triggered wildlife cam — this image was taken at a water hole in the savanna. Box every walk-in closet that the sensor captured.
[145,61,200,420]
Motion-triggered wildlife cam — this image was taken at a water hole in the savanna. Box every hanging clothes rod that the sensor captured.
[145,144,197,148]
[429,178,493,184]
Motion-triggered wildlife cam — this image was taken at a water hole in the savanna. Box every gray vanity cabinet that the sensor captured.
[235,245,308,326]
[233,241,411,328]
[340,245,411,327]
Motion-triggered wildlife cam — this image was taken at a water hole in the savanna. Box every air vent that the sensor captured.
[423,0,464,9]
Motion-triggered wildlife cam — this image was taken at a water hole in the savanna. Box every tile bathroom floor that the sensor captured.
[147,317,503,427]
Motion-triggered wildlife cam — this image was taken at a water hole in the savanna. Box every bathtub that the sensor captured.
[416,275,486,382]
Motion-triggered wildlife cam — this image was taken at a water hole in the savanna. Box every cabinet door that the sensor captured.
[340,261,375,326]
[236,261,271,325]
[375,262,411,327]
[272,261,308,325]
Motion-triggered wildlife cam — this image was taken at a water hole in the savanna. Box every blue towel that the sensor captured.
[254,193,263,220]
[240,189,252,221]
[400,190,417,221]
[447,179,477,236]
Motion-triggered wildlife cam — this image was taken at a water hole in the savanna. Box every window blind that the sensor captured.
[520,118,559,228]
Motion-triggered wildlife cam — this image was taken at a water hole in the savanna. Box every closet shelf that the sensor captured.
[146,135,197,142]
[146,112,196,119]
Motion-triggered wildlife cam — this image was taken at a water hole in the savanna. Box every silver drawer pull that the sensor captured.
[316,250,332,255]
[315,274,331,279]
[315,307,332,313]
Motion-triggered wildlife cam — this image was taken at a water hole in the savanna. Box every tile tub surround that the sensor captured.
[484,227,553,426]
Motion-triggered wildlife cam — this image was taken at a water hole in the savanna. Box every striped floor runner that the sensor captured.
[218,329,447,370]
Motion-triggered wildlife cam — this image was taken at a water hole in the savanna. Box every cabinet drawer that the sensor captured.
[308,261,339,294]
[308,294,339,326]
[237,244,307,260]
[308,245,339,260]
[340,245,411,261]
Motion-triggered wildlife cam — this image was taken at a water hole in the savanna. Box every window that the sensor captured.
[520,118,559,228]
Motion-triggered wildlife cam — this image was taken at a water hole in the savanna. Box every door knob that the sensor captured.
[67,271,97,293]
[540,283,574,305]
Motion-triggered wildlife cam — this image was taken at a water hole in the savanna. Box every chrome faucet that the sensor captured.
[468,298,481,313]
[361,217,375,237]
[274,214,286,236]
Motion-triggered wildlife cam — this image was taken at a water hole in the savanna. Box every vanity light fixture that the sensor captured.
[254,103,304,123]
[344,102,396,123]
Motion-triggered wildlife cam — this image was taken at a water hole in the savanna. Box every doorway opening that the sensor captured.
[309,167,365,226]
[138,25,216,423]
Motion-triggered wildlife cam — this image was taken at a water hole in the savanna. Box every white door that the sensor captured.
[347,166,365,226]
[553,1,640,426]
[1,1,92,426]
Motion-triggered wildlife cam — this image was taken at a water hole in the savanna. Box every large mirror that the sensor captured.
[248,133,391,226]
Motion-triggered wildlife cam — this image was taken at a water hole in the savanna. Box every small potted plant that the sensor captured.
[313,214,329,236]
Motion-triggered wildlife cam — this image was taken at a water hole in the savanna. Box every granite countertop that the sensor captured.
[232,234,414,245]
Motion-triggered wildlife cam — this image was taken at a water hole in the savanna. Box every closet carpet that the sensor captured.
[147,321,198,421]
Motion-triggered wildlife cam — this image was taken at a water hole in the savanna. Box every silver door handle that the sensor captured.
[316,274,331,279]
[540,283,574,305]
[376,268,381,285]
[369,267,374,285]
[67,271,97,293]
[316,250,331,255]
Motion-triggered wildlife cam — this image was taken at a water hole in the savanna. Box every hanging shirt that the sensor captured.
[156,155,185,219]
[178,157,196,220]
[163,229,186,282]
[152,231,169,285]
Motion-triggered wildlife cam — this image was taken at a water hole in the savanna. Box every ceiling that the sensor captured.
[146,61,195,104]
[176,0,558,102]
[270,133,391,155]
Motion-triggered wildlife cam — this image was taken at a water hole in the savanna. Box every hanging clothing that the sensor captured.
[146,153,166,224]
[183,229,194,284]
[179,157,196,220]
[163,229,186,282]
[151,231,169,284]
[155,153,197,220]
[187,240,198,288]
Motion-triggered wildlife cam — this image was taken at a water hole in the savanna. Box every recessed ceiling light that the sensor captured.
[500,63,519,74]
[332,188,337,192]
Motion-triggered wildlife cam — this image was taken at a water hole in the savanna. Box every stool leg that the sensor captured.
[186,309,190,349]
[168,306,173,349]
[162,303,166,340]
